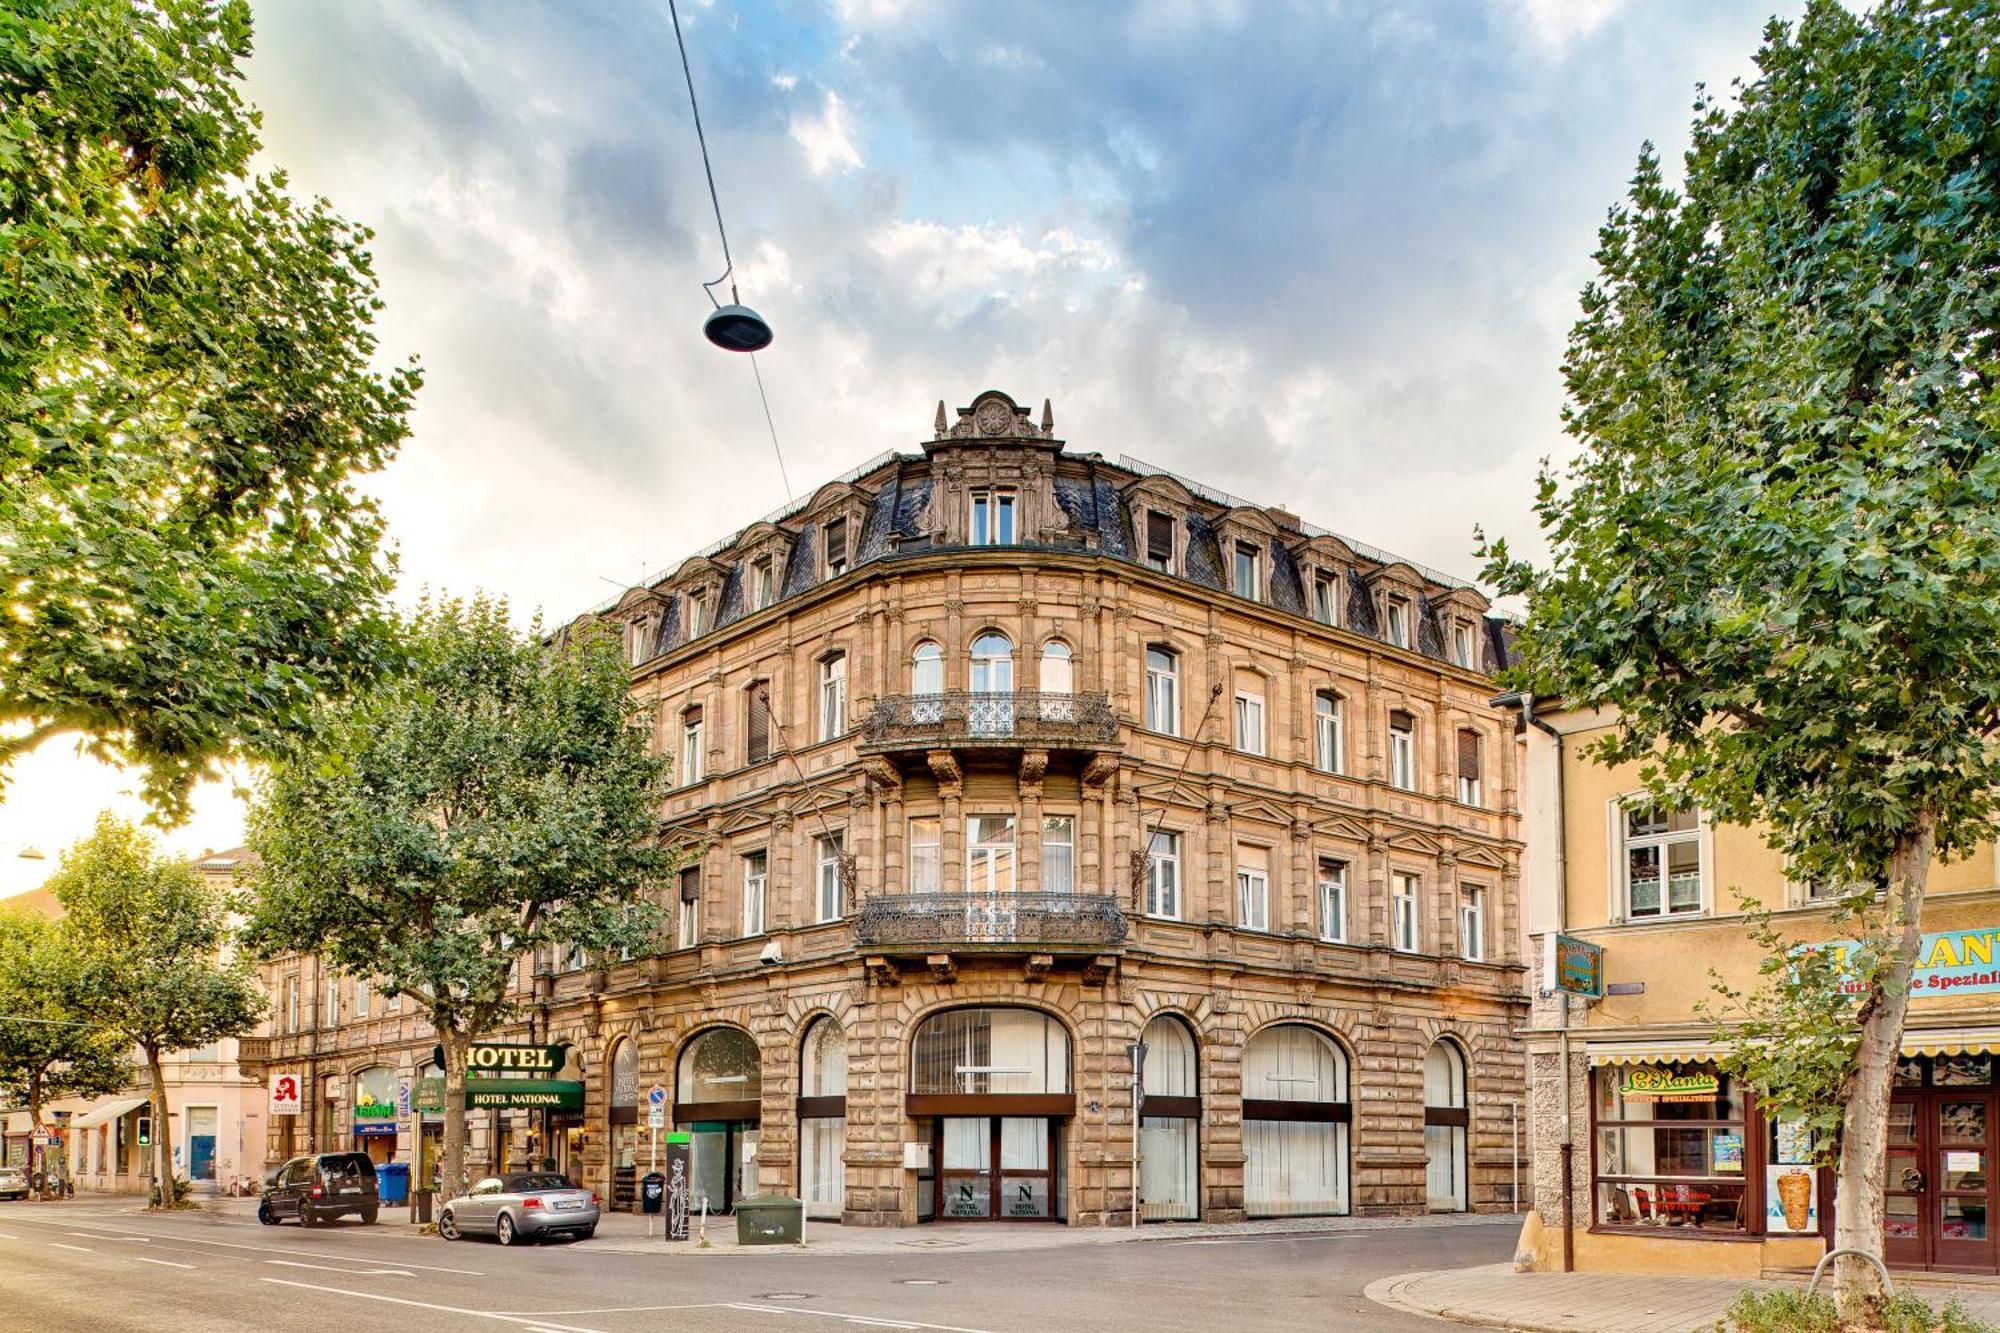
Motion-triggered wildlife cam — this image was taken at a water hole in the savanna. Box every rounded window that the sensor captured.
[911,641,944,695]
[1040,641,1074,694]
[677,1028,761,1104]
[911,1007,1069,1095]
[611,1039,639,1110]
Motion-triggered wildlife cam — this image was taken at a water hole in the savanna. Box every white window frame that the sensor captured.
[1315,692,1344,775]
[1451,620,1474,668]
[677,869,701,950]
[1234,689,1266,756]
[909,817,941,894]
[1317,860,1348,943]
[1392,872,1421,953]
[1385,597,1411,649]
[681,711,704,786]
[1233,542,1261,602]
[1042,815,1075,896]
[324,975,340,1028]
[354,977,370,1020]
[816,833,846,923]
[1145,830,1181,920]
[751,557,774,611]
[687,590,710,639]
[1313,571,1340,626]
[969,489,1016,546]
[1389,717,1417,791]
[1236,861,1271,932]
[1459,884,1486,962]
[742,851,768,937]
[818,653,847,742]
[1615,799,1708,921]
[628,620,649,666]
[1145,648,1180,736]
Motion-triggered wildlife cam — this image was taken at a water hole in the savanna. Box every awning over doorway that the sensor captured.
[1584,1028,2000,1067]
[1899,1027,2000,1057]
[71,1096,148,1129]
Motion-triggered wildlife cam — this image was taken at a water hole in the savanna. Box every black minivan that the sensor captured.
[259,1153,380,1227]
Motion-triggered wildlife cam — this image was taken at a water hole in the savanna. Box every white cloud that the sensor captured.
[789,90,864,177]
[1516,0,1626,52]
[771,72,798,91]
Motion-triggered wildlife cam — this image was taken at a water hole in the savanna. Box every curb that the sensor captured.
[1361,1269,1637,1333]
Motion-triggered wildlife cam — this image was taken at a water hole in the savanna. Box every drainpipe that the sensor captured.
[1517,693,1573,1273]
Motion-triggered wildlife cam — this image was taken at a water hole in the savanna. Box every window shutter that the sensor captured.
[684,704,701,728]
[1458,729,1481,779]
[1389,708,1414,732]
[747,686,770,762]
[679,866,701,904]
[1146,511,1174,563]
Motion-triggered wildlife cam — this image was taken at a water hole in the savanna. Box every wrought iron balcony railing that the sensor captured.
[860,690,1119,749]
[855,891,1129,949]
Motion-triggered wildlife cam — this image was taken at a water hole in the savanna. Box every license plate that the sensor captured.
[340,1187,359,1194]
[555,1200,584,1211]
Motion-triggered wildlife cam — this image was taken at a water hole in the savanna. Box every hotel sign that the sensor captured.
[432,1042,568,1073]
[1545,933,1604,999]
[1814,927,2000,998]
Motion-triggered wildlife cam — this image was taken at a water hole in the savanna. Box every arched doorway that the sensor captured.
[1425,1039,1469,1212]
[910,1007,1071,1221]
[1242,1025,1349,1217]
[677,1028,761,1213]
[1138,1015,1199,1221]
[609,1039,639,1210]
[799,1017,847,1220]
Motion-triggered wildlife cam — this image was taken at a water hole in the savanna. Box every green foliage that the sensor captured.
[50,814,267,1056]
[0,908,132,1115]
[243,596,673,1038]
[148,1174,196,1209]
[1723,1287,1996,1333]
[0,0,419,821]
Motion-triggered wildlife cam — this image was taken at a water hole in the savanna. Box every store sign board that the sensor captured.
[1545,933,1604,999]
[433,1042,568,1074]
[415,1077,445,1114]
[1812,927,2000,998]
[465,1078,584,1110]
[270,1071,304,1117]
[1619,1067,1719,1102]
[1767,1165,1819,1234]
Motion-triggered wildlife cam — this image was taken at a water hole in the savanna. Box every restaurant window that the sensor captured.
[1456,730,1483,807]
[823,517,849,578]
[818,653,847,742]
[677,866,701,949]
[1145,831,1181,920]
[681,706,704,785]
[817,833,846,922]
[1593,1063,1749,1233]
[745,683,772,765]
[1389,710,1417,791]
[1313,571,1340,626]
[1236,845,1271,932]
[969,489,1016,546]
[1314,691,1344,774]
[1145,647,1180,735]
[1043,816,1075,896]
[1384,597,1411,649]
[909,817,941,894]
[1233,542,1261,602]
[1622,803,1704,919]
[1318,859,1347,943]
[1144,510,1177,574]
[741,851,768,937]
[1392,873,1421,953]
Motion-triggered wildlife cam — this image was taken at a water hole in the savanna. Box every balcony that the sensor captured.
[860,690,1120,754]
[855,891,1129,952]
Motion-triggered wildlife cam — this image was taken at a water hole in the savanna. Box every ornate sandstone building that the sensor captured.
[247,390,1527,1227]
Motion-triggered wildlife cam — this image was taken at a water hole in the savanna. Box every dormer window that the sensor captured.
[627,620,650,666]
[1384,596,1411,649]
[1450,620,1475,668]
[1233,542,1262,602]
[751,557,775,612]
[1144,510,1177,574]
[1313,571,1340,626]
[823,517,849,578]
[969,489,1016,546]
[686,590,711,638]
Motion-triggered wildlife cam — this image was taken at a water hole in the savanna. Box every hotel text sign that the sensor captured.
[1815,927,2000,998]
[432,1042,567,1073]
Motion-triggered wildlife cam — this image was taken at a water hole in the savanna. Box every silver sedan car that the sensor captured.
[0,1166,27,1201]
[438,1172,599,1245]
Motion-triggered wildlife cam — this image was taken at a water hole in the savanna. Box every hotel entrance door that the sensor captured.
[1887,1089,1997,1273]
[929,1117,1060,1221]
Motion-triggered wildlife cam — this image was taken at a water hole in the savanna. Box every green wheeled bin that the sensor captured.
[734,1194,805,1245]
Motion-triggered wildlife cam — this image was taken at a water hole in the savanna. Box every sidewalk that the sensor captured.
[1366,1262,2000,1333]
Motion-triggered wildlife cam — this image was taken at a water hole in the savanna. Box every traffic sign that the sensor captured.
[648,1106,666,1130]
[270,1070,303,1116]
[647,1084,666,1107]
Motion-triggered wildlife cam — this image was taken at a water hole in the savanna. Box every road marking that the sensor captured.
[49,1243,92,1253]
[3,1214,482,1275]
[267,1259,414,1276]
[520,1304,1000,1333]
[0,1232,15,1240]
[260,1280,613,1333]
[131,1256,196,1269]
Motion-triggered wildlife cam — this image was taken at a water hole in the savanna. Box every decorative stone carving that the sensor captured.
[1081,752,1120,788]
[1018,748,1049,786]
[926,749,963,793]
[861,756,902,792]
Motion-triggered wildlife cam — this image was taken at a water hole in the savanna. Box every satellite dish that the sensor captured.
[703,303,774,353]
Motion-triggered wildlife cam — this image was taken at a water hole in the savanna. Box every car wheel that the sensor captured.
[361,1205,378,1225]
[495,1213,517,1247]
[577,1226,596,1241]
[299,1204,317,1228]
[256,1201,276,1226]
[437,1209,460,1241]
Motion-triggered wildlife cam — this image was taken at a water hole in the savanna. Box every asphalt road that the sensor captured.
[0,1201,1517,1332]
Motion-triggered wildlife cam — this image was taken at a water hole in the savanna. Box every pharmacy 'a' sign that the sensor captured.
[270,1071,304,1116]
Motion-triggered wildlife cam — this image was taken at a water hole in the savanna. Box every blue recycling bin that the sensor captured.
[377,1161,409,1205]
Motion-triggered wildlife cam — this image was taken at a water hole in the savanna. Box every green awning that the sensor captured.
[465,1078,584,1110]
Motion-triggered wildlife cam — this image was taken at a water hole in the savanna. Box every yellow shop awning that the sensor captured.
[1586,1039,1727,1067]
[1900,1028,2000,1057]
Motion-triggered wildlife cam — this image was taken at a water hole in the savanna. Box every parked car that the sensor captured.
[258,1152,380,1227]
[437,1172,598,1245]
[0,1166,27,1200]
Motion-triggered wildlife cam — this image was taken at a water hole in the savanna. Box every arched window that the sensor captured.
[911,641,944,694]
[609,1038,641,1208]
[1139,1015,1199,1221]
[1315,691,1344,775]
[800,1017,848,1220]
[676,1028,761,1214]
[1425,1040,1469,1212]
[1040,640,1074,694]
[677,1028,762,1106]
[1145,646,1179,735]
[1242,1026,1349,1218]
[910,1008,1072,1223]
[970,632,1014,693]
[911,1008,1069,1095]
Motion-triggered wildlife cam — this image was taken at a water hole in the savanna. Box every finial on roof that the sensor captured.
[1042,399,1054,435]
[935,400,948,438]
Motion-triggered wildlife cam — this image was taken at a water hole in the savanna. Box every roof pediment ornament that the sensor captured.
[931,390,1060,445]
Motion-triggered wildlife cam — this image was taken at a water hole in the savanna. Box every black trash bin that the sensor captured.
[640,1172,665,1216]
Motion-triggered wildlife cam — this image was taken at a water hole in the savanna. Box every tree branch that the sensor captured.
[0,720,74,767]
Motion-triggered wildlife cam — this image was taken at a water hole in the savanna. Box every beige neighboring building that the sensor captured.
[243,390,1529,1226]
[1512,699,2000,1277]
[32,847,266,1195]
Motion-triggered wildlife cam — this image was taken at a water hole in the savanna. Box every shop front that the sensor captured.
[907,1007,1072,1223]
[352,1067,399,1164]
[676,1027,761,1214]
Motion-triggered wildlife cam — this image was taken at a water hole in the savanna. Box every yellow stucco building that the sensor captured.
[1513,701,2000,1278]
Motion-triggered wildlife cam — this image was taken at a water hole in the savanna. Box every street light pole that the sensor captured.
[1126,1042,1147,1229]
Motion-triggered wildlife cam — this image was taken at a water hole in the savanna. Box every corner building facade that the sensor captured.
[252,391,1528,1226]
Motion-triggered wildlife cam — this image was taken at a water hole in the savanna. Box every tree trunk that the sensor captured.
[440,1027,470,1208]
[145,1046,173,1209]
[1833,816,1936,1329]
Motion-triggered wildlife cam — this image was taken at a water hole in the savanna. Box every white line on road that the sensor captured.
[0,1232,15,1240]
[49,1243,92,1253]
[267,1259,414,1277]
[130,1256,196,1269]
[260,1279,612,1333]
[724,1306,997,1333]
[3,1214,482,1275]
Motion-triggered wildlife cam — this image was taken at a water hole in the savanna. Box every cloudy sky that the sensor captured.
[0,0,1794,897]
